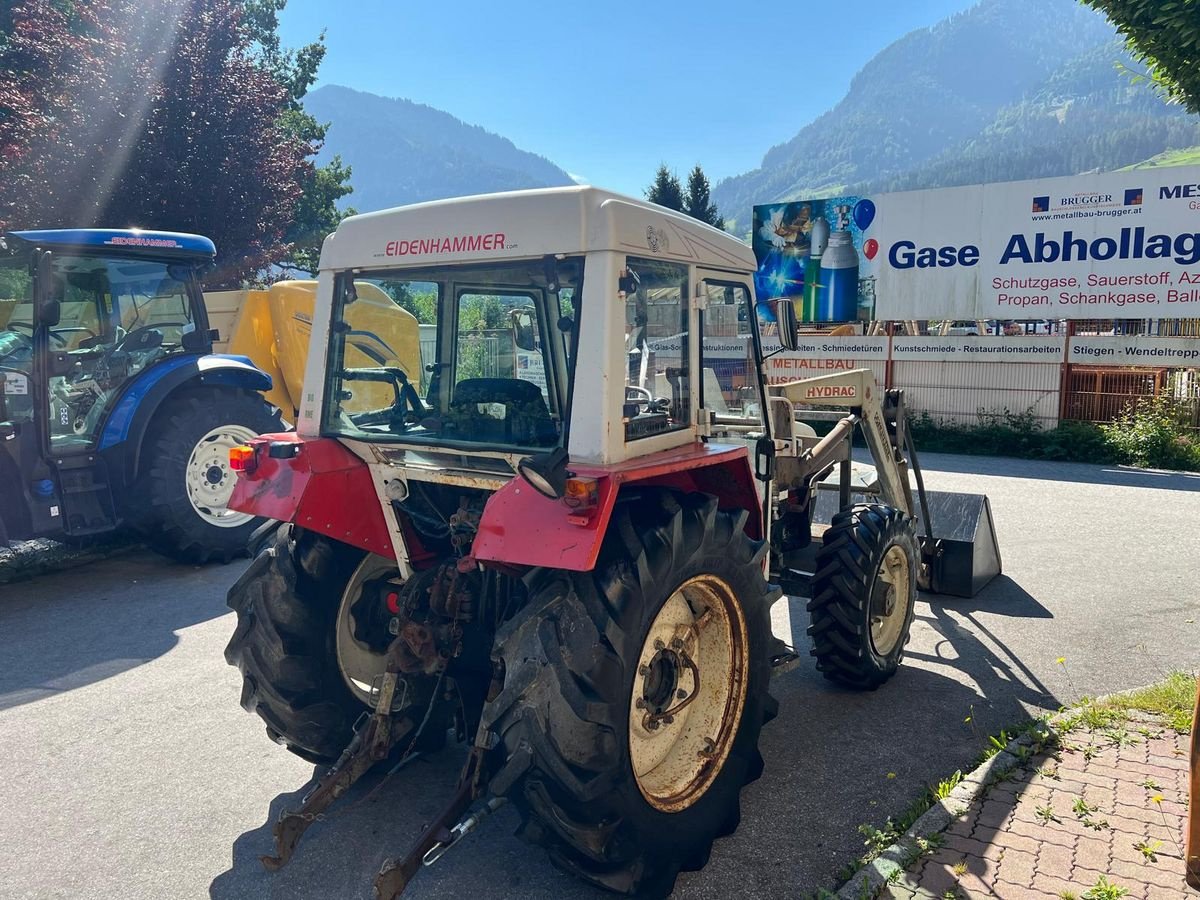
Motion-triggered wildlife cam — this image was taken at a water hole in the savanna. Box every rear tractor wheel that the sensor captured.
[487,492,778,896]
[226,527,452,758]
[807,503,919,690]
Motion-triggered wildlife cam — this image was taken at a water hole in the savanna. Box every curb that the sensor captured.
[0,537,142,585]
[835,727,1055,899]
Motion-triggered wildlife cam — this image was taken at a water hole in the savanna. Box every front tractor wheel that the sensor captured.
[807,503,919,690]
[487,492,778,897]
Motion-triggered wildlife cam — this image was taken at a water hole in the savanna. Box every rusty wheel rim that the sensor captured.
[335,554,395,706]
[870,544,911,657]
[628,575,749,813]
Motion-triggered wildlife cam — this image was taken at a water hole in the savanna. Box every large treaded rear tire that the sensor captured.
[139,387,282,564]
[224,526,367,763]
[807,503,918,690]
[484,491,778,897]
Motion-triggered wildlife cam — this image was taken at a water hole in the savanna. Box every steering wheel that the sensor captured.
[343,367,427,432]
[625,385,655,413]
[112,322,185,353]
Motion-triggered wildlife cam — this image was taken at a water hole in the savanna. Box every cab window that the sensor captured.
[623,257,690,440]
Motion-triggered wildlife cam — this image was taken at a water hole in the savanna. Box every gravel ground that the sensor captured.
[0,452,1196,900]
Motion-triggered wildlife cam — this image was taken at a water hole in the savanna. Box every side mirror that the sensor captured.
[511,308,537,352]
[774,298,800,352]
[34,250,60,327]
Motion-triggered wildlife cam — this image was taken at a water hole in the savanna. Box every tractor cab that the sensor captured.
[0,229,215,457]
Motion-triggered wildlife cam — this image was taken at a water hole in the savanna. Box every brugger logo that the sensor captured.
[1032,196,1050,214]
[1124,188,1143,206]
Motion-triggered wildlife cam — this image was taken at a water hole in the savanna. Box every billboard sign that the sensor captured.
[754,166,1200,321]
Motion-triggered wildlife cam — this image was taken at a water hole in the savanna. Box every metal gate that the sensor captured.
[1062,367,1165,423]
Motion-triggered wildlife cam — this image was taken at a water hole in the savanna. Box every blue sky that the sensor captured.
[279,0,979,196]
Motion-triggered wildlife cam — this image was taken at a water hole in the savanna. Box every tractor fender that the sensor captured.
[97,353,272,488]
[472,442,762,573]
[226,432,396,559]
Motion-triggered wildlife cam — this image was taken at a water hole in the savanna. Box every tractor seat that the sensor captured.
[445,378,557,446]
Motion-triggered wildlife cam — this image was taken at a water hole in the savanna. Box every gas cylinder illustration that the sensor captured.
[820,230,860,321]
[804,217,830,321]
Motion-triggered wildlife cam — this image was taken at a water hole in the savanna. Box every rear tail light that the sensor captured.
[229,444,257,473]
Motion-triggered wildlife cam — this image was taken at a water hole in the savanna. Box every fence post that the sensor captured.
[1057,320,1075,425]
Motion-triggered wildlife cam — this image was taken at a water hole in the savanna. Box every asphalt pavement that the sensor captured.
[0,452,1197,900]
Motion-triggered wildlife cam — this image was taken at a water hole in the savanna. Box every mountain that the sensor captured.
[303,85,574,213]
[712,0,1200,230]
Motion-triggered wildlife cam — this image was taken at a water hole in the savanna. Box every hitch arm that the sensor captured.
[260,674,412,871]
[374,747,486,900]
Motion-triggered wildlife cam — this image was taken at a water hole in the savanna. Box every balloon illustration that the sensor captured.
[853,198,876,231]
[864,238,879,261]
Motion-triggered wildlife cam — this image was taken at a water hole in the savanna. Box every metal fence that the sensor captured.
[893,359,1061,428]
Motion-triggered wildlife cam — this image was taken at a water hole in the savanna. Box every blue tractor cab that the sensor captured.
[0,229,282,561]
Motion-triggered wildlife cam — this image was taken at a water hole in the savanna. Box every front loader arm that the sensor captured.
[771,369,913,517]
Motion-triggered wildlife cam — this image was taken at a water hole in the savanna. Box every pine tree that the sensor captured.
[239,0,355,275]
[646,165,684,212]
[683,164,724,229]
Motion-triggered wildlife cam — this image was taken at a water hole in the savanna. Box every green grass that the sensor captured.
[1119,145,1200,170]
[1059,672,1196,736]
[1100,671,1196,733]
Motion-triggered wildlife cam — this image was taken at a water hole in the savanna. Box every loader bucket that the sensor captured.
[812,488,1002,598]
[919,491,1002,598]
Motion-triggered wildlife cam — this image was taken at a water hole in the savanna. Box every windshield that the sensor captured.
[322,257,580,450]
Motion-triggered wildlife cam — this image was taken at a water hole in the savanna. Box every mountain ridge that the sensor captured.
[304,85,574,213]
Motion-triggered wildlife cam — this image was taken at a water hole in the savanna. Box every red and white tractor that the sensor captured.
[222,186,999,897]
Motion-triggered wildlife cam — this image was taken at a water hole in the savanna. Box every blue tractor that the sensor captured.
[0,229,282,562]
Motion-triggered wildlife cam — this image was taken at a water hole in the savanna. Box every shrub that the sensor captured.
[910,402,1200,472]
[1100,394,1200,471]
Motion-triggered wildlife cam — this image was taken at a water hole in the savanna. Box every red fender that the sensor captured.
[228,433,396,559]
[471,442,761,572]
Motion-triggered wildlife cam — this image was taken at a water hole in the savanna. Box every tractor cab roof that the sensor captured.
[320,185,756,274]
[3,229,216,259]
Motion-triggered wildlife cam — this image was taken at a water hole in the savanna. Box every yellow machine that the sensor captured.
[207,280,421,419]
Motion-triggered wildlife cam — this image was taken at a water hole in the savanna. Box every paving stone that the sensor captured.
[1008,817,1075,847]
[1030,871,1103,899]
[912,857,961,896]
[1035,840,1073,875]
[994,846,1036,888]
[1073,831,1113,871]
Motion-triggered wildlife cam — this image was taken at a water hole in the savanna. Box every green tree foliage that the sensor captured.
[0,0,331,284]
[683,165,724,229]
[646,165,684,212]
[1082,0,1200,113]
[239,0,354,275]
